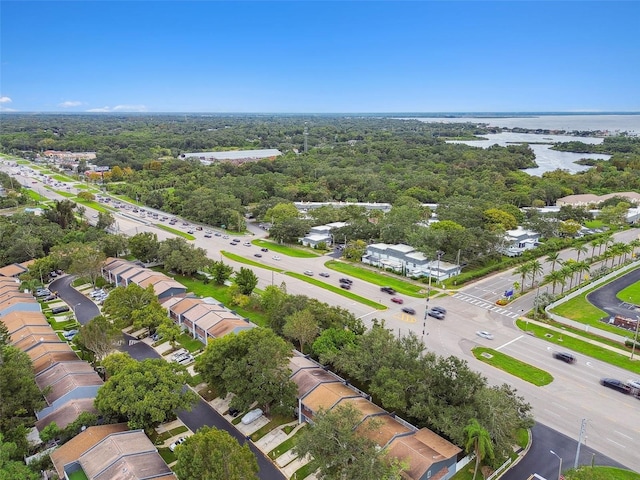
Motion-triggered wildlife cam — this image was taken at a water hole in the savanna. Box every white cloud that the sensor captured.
[58,100,83,108]
[85,104,147,113]
[0,96,12,104]
[0,107,17,112]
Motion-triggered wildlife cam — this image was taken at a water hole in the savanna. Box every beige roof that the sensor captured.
[356,415,411,448]
[302,382,361,413]
[206,318,252,338]
[386,428,461,480]
[128,271,159,285]
[26,341,75,362]
[291,368,342,398]
[288,353,320,376]
[118,267,148,283]
[9,325,53,342]
[36,398,99,431]
[158,295,186,309]
[0,263,28,277]
[148,279,185,296]
[36,361,97,389]
[13,333,62,351]
[79,430,174,480]
[335,396,386,419]
[41,370,102,404]
[1,311,49,334]
[109,263,138,278]
[0,284,20,296]
[556,191,640,206]
[0,276,21,287]
[183,303,227,321]
[170,297,202,315]
[102,257,122,269]
[33,351,80,374]
[50,424,129,478]
[0,293,38,309]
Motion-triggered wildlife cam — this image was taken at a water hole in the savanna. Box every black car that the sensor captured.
[431,306,447,315]
[340,283,351,290]
[51,306,70,314]
[402,307,416,315]
[600,378,631,394]
[339,278,353,285]
[428,309,445,320]
[260,248,269,252]
[381,286,396,294]
[254,253,262,258]
[228,407,240,417]
[553,352,576,364]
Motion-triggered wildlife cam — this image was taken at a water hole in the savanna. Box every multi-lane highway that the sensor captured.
[4,161,640,473]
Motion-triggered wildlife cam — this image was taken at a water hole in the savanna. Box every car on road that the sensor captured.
[187,229,194,234]
[243,242,251,246]
[319,272,330,278]
[428,309,445,320]
[339,278,352,285]
[381,286,396,294]
[169,437,187,452]
[254,253,262,258]
[340,283,351,290]
[303,270,314,276]
[241,408,263,425]
[402,307,416,315]
[431,306,447,315]
[260,247,269,252]
[272,255,281,261]
[204,231,212,238]
[600,378,631,394]
[553,352,577,364]
[391,297,404,304]
[476,331,494,340]
[223,235,229,239]
[627,379,640,389]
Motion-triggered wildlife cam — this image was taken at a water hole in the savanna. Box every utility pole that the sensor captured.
[422,257,432,342]
[304,122,308,153]
[575,418,587,468]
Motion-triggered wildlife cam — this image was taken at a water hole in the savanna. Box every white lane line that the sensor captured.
[544,409,561,417]
[496,335,525,351]
[614,431,633,440]
[552,402,569,411]
[606,438,626,448]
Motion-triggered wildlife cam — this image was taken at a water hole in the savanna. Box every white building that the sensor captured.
[501,227,541,257]
[301,222,348,248]
[362,243,461,281]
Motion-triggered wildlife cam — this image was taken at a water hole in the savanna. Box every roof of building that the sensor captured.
[10,325,56,343]
[288,353,319,376]
[50,424,129,478]
[33,351,81,375]
[206,318,252,338]
[169,297,202,315]
[557,191,640,206]
[182,149,281,161]
[357,414,412,448]
[13,332,62,351]
[36,361,98,390]
[0,294,39,312]
[291,367,342,398]
[1,311,50,334]
[36,397,99,432]
[0,263,29,277]
[301,382,361,413]
[40,369,103,405]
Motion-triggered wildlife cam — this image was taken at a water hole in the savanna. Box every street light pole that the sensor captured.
[550,450,562,480]
[631,316,640,360]
[422,257,432,342]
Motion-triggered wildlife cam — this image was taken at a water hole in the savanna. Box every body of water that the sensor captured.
[403,114,640,176]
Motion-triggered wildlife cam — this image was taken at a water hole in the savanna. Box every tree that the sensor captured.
[205,260,234,285]
[158,237,210,275]
[44,199,77,229]
[342,239,367,261]
[546,252,561,273]
[234,267,258,295]
[573,244,588,263]
[102,283,158,329]
[264,202,300,224]
[96,211,115,230]
[544,269,566,295]
[293,403,405,480]
[312,328,357,366]
[282,309,319,353]
[95,354,197,430]
[483,208,517,231]
[514,262,532,294]
[0,434,39,480]
[528,260,543,289]
[195,328,297,416]
[75,315,121,362]
[128,232,159,263]
[463,418,494,480]
[99,232,129,258]
[173,426,259,480]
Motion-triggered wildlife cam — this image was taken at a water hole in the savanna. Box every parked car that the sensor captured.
[51,306,70,314]
[171,349,188,361]
[476,331,494,340]
[178,354,194,365]
[187,229,194,234]
[303,270,314,276]
[402,307,416,315]
[195,226,203,231]
[381,286,396,294]
[241,408,264,425]
[63,329,79,340]
[36,289,51,297]
[428,309,445,320]
[600,378,631,394]
[319,272,330,278]
[553,352,577,364]
[228,407,240,417]
[169,437,187,452]
[391,297,404,304]
[43,295,57,302]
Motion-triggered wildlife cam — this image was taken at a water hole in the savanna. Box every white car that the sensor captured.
[272,255,281,261]
[627,379,640,389]
[476,331,494,340]
[169,437,186,452]
[241,408,263,425]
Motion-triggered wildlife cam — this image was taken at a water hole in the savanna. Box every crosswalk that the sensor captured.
[452,292,521,319]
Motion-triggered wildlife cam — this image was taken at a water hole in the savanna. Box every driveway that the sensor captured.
[49,275,101,325]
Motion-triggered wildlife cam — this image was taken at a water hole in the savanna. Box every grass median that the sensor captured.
[472,347,554,386]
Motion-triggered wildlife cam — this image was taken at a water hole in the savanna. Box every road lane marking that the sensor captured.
[606,438,626,448]
[614,431,633,440]
[496,335,524,351]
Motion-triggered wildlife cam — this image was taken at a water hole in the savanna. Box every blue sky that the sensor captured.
[1,1,638,113]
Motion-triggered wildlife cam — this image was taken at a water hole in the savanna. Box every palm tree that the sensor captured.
[546,252,561,273]
[529,260,543,289]
[464,418,494,480]
[573,261,590,287]
[589,238,602,260]
[629,239,640,260]
[559,262,576,291]
[514,263,532,294]
[544,269,566,295]
[573,244,588,263]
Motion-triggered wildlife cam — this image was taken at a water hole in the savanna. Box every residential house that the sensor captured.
[101,258,187,298]
[501,227,541,257]
[0,262,30,278]
[301,222,348,248]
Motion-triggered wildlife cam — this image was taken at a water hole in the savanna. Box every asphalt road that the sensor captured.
[49,275,101,325]
[586,267,640,320]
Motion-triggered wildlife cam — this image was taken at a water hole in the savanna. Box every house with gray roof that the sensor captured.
[362,243,461,280]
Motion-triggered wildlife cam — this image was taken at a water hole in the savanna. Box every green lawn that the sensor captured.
[250,415,295,441]
[223,251,281,272]
[324,260,426,297]
[291,462,315,480]
[515,320,640,375]
[177,333,205,353]
[616,281,640,304]
[154,223,195,240]
[268,425,307,460]
[472,347,554,386]
[251,239,320,258]
[157,447,176,465]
